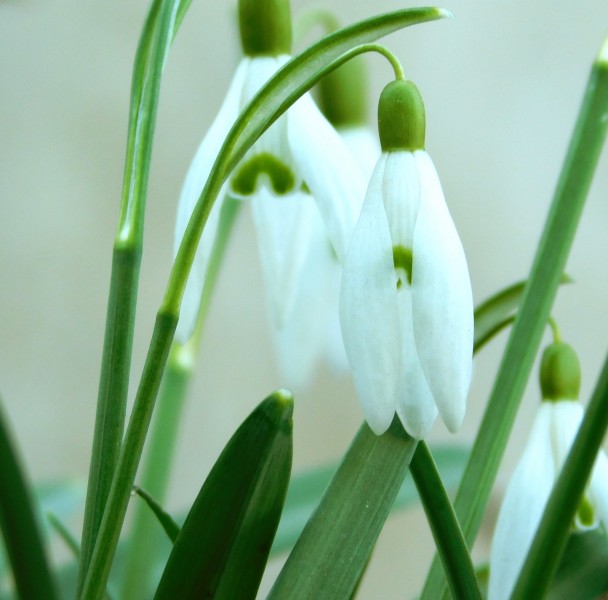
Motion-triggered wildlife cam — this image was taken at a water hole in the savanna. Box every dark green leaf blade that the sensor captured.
[153,390,293,600]
[0,400,58,600]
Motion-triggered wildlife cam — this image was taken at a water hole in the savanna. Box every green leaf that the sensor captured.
[132,487,180,544]
[410,443,481,600]
[548,528,608,599]
[421,40,608,600]
[0,400,58,600]
[47,513,80,558]
[473,275,570,353]
[270,443,469,557]
[268,419,417,600]
[153,391,293,600]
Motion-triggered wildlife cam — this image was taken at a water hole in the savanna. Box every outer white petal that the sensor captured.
[339,155,399,435]
[288,93,366,261]
[488,403,556,600]
[174,59,249,342]
[251,186,316,328]
[395,289,438,439]
[273,212,335,388]
[411,151,473,432]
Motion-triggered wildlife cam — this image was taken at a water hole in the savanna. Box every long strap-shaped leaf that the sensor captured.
[268,419,417,599]
[154,391,293,599]
[0,400,58,600]
[79,10,449,600]
[421,37,608,600]
[77,0,188,591]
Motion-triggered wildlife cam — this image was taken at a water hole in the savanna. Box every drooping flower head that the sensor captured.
[174,0,364,342]
[488,339,608,600]
[339,78,474,438]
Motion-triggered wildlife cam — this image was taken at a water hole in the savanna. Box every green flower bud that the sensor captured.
[377,79,425,152]
[317,57,368,127]
[540,341,581,401]
[239,0,292,56]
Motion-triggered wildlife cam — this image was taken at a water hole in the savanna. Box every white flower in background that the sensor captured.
[272,59,381,389]
[340,79,473,438]
[488,341,608,600]
[174,0,363,343]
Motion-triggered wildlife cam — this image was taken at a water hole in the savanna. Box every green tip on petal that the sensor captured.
[231,153,296,195]
[239,0,292,56]
[539,341,581,402]
[393,245,413,288]
[378,79,425,152]
[576,496,596,529]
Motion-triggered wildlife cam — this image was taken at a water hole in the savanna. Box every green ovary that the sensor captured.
[231,152,296,196]
[393,245,413,289]
[576,496,595,528]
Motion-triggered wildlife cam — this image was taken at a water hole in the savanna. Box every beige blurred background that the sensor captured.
[1,0,608,597]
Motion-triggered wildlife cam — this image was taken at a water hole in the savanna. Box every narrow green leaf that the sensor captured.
[132,487,180,544]
[548,528,608,599]
[473,275,570,353]
[47,513,80,558]
[78,0,188,592]
[270,443,469,557]
[410,443,481,600]
[268,419,417,600]
[0,401,58,600]
[154,391,293,600]
[421,41,608,600]
[511,353,608,599]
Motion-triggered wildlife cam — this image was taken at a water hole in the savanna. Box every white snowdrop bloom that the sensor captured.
[173,0,363,342]
[339,79,473,438]
[489,342,608,600]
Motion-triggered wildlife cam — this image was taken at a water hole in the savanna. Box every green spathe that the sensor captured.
[239,0,292,56]
[378,79,425,152]
[540,341,581,401]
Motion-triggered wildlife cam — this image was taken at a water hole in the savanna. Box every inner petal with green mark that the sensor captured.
[393,245,413,290]
[231,152,296,196]
[576,496,596,529]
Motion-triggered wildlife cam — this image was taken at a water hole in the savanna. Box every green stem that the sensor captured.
[511,353,608,599]
[77,0,181,590]
[120,198,240,599]
[80,311,177,600]
[410,443,481,600]
[0,401,58,600]
[268,420,417,599]
[420,38,608,600]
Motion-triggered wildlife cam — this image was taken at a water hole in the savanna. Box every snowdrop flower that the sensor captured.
[173,0,363,342]
[489,341,608,600]
[339,79,473,438]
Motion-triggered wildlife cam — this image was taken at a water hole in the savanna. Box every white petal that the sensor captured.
[488,403,556,600]
[339,155,400,435]
[174,59,249,342]
[288,93,366,261]
[273,212,335,388]
[395,289,438,439]
[338,126,381,182]
[251,186,316,328]
[382,151,420,249]
[411,151,473,432]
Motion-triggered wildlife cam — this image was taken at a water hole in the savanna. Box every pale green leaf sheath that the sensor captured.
[340,79,473,438]
[488,341,608,600]
[174,0,364,340]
